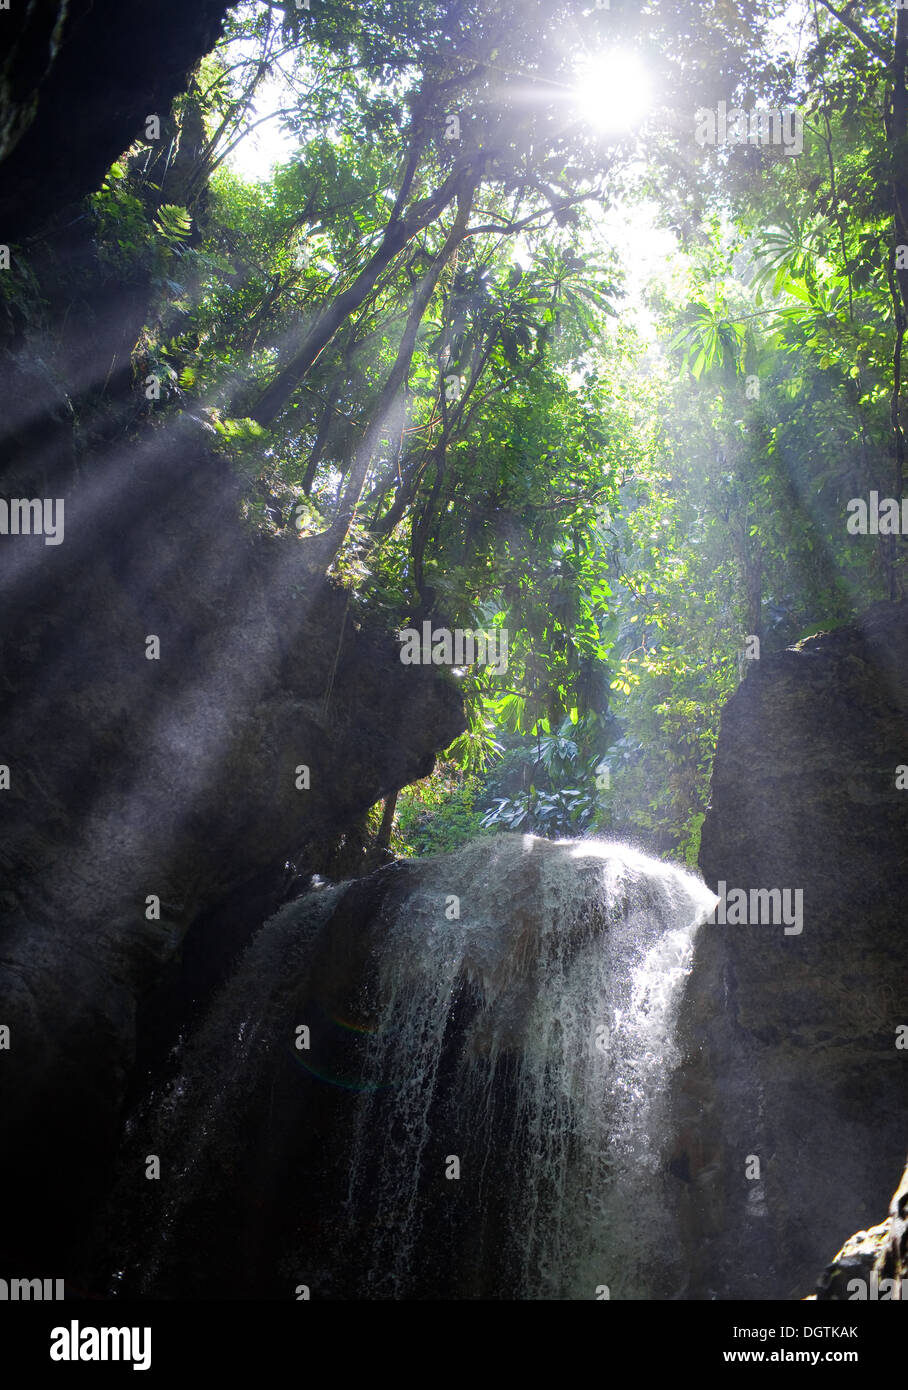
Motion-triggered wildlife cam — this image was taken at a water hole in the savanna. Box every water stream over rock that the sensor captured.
[100,834,718,1299]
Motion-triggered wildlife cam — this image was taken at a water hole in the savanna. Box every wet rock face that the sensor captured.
[672,601,908,1298]
[0,420,465,1271]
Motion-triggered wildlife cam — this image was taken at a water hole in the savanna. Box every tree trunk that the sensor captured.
[376,790,399,850]
[249,165,471,427]
[318,174,478,559]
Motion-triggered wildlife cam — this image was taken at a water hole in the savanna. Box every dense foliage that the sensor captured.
[7,0,906,860]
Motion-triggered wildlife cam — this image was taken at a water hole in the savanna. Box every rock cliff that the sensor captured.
[672,601,908,1297]
[0,0,464,1274]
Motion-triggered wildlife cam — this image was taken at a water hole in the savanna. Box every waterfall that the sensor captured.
[101,834,717,1300]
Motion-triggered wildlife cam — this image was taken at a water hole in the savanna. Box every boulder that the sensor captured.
[672,601,908,1297]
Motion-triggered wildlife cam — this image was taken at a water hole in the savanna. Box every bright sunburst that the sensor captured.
[572,50,652,134]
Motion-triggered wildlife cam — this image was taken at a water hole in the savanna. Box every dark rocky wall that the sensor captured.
[0,0,467,1279]
[0,0,68,167]
[0,0,233,241]
[0,418,464,1273]
[0,0,467,1278]
[672,601,908,1298]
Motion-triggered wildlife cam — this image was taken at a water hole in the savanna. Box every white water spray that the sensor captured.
[106,833,717,1299]
[341,834,718,1298]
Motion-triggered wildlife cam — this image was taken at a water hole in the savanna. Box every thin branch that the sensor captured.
[463,190,599,239]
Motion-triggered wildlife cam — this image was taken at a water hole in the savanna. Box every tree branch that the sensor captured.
[815,0,888,62]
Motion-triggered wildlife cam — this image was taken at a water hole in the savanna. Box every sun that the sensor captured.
[572,50,653,134]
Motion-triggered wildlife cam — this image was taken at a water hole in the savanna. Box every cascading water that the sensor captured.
[99,834,717,1300]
